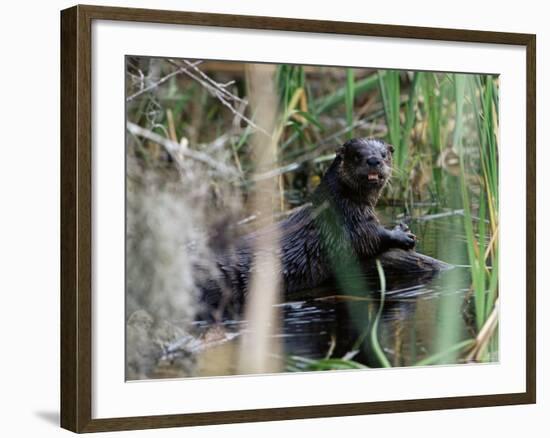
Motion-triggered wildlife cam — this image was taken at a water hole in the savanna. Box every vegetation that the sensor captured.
[126,57,499,377]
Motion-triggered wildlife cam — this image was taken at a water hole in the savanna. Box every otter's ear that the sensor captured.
[386,143,395,155]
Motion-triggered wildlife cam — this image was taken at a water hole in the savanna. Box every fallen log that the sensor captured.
[364,249,452,275]
[285,249,452,302]
[357,249,453,293]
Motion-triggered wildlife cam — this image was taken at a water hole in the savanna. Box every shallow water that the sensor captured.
[174,205,492,377]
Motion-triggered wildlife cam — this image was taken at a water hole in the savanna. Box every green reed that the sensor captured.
[127,59,500,367]
[377,71,420,177]
[345,68,355,139]
[376,70,499,362]
[456,74,499,360]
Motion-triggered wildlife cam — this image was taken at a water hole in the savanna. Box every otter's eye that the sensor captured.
[381,151,387,159]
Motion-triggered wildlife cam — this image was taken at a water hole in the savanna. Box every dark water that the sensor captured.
[180,205,487,376]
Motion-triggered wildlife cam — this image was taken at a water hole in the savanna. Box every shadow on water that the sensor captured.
[183,206,481,374]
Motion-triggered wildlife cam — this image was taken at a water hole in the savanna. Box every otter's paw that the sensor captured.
[393,222,410,233]
[391,228,416,250]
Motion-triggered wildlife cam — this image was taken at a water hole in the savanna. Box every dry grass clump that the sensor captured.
[125,131,242,378]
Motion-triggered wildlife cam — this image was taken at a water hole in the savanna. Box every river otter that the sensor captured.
[201,138,416,318]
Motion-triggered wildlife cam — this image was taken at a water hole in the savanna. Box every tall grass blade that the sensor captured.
[371,260,391,368]
[345,68,355,139]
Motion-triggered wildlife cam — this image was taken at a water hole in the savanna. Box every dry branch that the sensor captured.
[126,60,203,102]
[126,121,240,178]
[167,59,271,137]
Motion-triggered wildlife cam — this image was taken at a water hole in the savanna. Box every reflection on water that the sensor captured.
[278,266,473,368]
[156,206,494,378]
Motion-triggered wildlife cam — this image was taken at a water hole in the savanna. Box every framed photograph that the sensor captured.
[60,4,536,433]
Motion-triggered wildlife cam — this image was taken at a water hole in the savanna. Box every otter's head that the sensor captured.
[335,138,394,203]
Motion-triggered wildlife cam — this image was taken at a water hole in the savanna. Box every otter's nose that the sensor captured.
[366,157,381,166]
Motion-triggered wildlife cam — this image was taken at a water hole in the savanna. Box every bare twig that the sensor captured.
[126,61,203,102]
[415,209,465,221]
[167,59,271,137]
[166,109,178,142]
[277,117,386,170]
[181,59,247,105]
[251,162,301,182]
[127,121,240,178]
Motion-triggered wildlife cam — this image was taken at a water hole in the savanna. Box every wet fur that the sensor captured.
[200,138,414,317]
